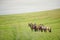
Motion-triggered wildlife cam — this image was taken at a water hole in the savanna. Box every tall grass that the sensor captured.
[0,9,60,40]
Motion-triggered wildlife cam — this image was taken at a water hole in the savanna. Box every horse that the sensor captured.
[28,23,38,31]
[38,24,51,32]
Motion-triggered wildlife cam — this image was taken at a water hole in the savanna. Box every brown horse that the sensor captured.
[28,23,38,31]
[38,24,51,32]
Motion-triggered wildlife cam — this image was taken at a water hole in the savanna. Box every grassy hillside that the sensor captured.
[0,9,60,40]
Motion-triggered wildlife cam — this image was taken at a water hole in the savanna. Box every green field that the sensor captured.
[0,9,60,40]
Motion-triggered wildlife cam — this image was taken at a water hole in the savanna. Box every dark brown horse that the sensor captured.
[28,23,38,31]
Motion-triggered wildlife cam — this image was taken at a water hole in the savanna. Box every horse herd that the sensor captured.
[28,23,51,32]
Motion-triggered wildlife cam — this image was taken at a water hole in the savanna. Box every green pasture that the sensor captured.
[0,9,60,40]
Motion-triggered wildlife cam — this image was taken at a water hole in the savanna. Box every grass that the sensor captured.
[0,9,60,40]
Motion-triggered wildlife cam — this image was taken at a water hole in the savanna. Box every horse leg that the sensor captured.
[44,29,47,32]
[31,28,33,31]
[41,29,43,32]
[49,29,51,32]
[36,27,38,31]
[35,28,38,32]
[34,29,37,31]
[31,28,32,30]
